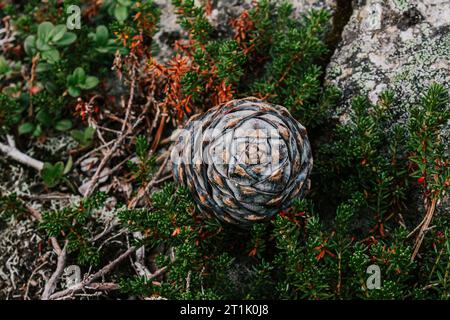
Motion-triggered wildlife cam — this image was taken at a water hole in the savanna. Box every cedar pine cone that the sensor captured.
[171,98,313,227]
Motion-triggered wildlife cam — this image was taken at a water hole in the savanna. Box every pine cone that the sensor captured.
[171,98,313,227]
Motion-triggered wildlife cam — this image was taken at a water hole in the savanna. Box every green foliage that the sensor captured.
[249,5,330,103]
[0,56,12,78]
[66,67,100,97]
[118,184,196,247]
[71,126,96,148]
[418,215,450,299]
[118,184,243,299]
[117,85,449,300]
[18,93,72,137]
[1,0,448,301]
[24,21,77,63]
[407,83,450,198]
[0,94,22,135]
[119,276,154,297]
[316,91,409,229]
[0,193,26,220]
[3,1,127,140]
[41,160,72,188]
[88,25,120,54]
[105,0,134,22]
[127,135,156,185]
[172,0,334,129]
[208,40,247,86]
[172,0,212,44]
[40,192,107,266]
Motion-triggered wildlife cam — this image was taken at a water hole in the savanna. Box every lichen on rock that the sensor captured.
[326,0,450,111]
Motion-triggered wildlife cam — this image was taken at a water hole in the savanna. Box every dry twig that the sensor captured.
[41,241,68,300]
[83,107,148,197]
[411,197,438,261]
[49,246,137,300]
[0,139,44,171]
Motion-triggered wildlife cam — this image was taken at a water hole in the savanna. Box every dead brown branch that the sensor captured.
[411,197,438,261]
[82,62,149,197]
[27,55,39,117]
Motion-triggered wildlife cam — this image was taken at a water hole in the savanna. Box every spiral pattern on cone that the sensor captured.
[171,98,313,227]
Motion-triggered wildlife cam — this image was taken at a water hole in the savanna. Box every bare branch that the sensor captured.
[411,197,438,261]
[0,140,44,171]
[49,246,136,300]
[83,107,148,198]
[41,241,68,300]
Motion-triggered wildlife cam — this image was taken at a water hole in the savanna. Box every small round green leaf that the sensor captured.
[114,5,129,22]
[36,38,51,51]
[0,56,11,75]
[24,35,36,56]
[80,76,99,90]
[18,122,35,135]
[55,119,73,131]
[49,25,67,42]
[96,25,109,44]
[42,49,60,63]
[37,22,54,42]
[73,67,86,83]
[36,110,52,125]
[68,86,81,97]
[36,62,52,73]
[55,32,77,46]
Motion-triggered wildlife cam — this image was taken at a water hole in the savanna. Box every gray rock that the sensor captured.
[326,0,450,113]
[153,0,182,62]
[291,0,337,13]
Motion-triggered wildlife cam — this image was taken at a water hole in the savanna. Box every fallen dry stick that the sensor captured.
[0,140,43,171]
[411,197,438,261]
[25,205,69,300]
[85,282,120,291]
[41,241,68,300]
[26,205,137,300]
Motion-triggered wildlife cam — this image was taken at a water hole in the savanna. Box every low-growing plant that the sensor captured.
[41,158,72,188]
[18,93,72,136]
[24,21,77,64]
[71,126,96,148]
[40,192,107,266]
[88,25,121,54]
[66,67,99,97]
[0,93,22,135]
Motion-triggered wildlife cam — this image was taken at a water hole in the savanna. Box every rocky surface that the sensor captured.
[326,0,450,120]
